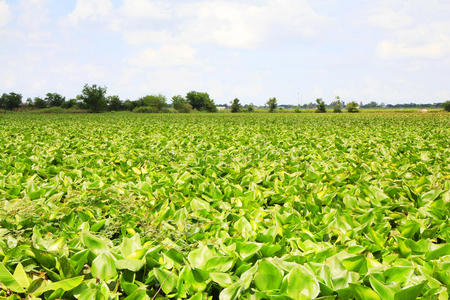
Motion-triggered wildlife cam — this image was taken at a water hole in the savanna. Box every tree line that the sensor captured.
[1,84,449,112]
[0,84,219,113]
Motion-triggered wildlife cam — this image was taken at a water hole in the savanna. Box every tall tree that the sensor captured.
[231,98,241,113]
[0,92,22,110]
[107,95,123,111]
[315,98,326,113]
[79,84,107,113]
[45,93,66,107]
[33,97,47,108]
[266,97,277,112]
[186,91,217,112]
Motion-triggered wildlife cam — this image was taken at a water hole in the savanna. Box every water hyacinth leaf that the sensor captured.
[12,263,30,290]
[91,253,117,281]
[254,260,283,291]
[154,268,177,294]
[0,263,25,293]
[44,276,84,292]
[209,272,233,288]
[187,245,215,270]
[282,265,320,299]
[0,113,448,298]
[394,282,426,300]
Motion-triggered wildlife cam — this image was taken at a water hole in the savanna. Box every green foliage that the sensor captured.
[0,113,448,299]
[172,95,192,113]
[266,97,277,112]
[0,92,22,110]
[231,98,241,113]
[138,94,167,112]
[186,91,217,112]
[246,104,254,112]
[79,84,107,113]
[33,97,47,108]
[45,93,65,107]
[132,106,159,113]
[443,100,450,112]
[347,101,360,113]
[315,98,326,113]
[333,96,343,113]
[107,95,123,111]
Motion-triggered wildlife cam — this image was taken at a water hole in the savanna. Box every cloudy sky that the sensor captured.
[1,0,449,105]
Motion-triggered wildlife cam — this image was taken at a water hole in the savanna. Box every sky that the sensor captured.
[1,0,449,105]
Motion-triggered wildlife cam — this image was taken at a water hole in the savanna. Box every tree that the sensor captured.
[246,104,254,112]
[61,99,79,109]
[107,95,123,111]
[0,92,22,110]
[45,93,65,107]
[315,98,326,113]
[346,101,359,113]
[231,98,241,113]
[79,84,107,113]
[443,100,450,112]
[139,94,167,112]
[33,97,47,108]
[186,91,217,112]
[266,97,277,112]
[333,96,342,113]
[172,95,191,113]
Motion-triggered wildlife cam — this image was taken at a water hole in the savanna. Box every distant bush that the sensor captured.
[172,95,192,113]
[294,106,301,113]
[347,101,359,113]
[29,107,88,113]
[133,106,160,113]
[315,98,326,113]
[246,104,254,112]
[176,103,193,113]
[443,100,450,112]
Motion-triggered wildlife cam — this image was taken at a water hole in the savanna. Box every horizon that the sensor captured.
[1,0,450,105]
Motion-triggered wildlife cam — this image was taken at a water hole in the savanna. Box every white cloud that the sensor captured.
[368,8,412,30]
[0,0,11,28]
[65,0,328,49]
[68,0,113,23]
[121,0,169,19]
[377,22,450,59]
[128,44,198,68]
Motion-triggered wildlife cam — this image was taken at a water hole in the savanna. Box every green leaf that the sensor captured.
[394,282,425,300]
[369,275,395,300]
[0,262,25,293]
[254,259,283,291]
[210,272,233,288]
[283,265,320,300]
[91,253,117,281]
[426,244,450,260]
[45,276,84,292]
[115,259,145,272]
[188,245,215,270]
[154,268,177,295]
[219,282,240,300]
[13,263,30,290]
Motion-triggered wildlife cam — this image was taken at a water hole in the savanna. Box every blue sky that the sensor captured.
[1,0,449,105]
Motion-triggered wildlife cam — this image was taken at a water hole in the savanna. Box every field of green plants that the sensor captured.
[0,112,449,299]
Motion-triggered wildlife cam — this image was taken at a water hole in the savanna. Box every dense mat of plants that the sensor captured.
[0,112,449,299]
